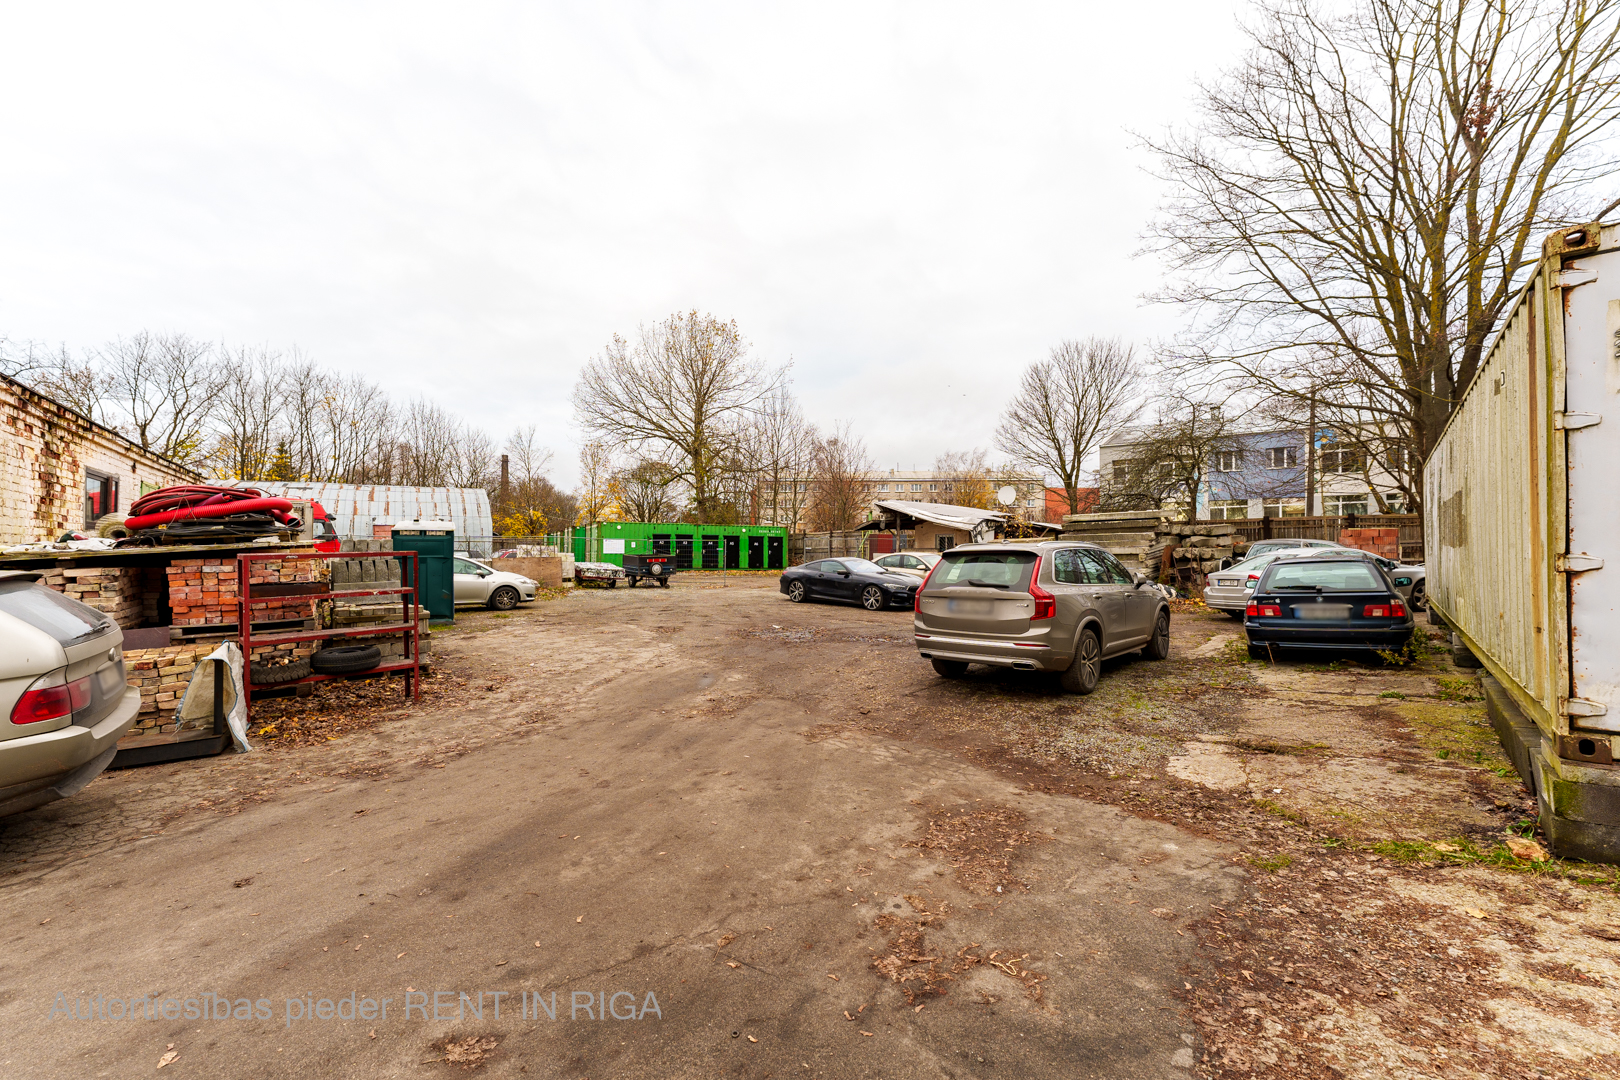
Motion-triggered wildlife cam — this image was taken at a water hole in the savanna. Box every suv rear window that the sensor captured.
[1260,562,1384,592]
[925,551,1036,590]
[0,579,114,645]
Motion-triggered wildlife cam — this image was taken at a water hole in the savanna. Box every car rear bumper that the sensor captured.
[1245,624,1414,650]
[1202,583,1253,610]
[0,685,141,817]
[915,633,1069,671]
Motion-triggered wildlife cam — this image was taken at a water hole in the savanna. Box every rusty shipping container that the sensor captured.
[1425,221,1620,861]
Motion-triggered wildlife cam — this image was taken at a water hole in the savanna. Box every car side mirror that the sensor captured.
[1133,572,1147,587]
[840,570,851,577]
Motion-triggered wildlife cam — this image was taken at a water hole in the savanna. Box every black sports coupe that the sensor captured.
[778,557,922,611]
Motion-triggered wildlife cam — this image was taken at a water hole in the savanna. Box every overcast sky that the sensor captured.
[0,2,1247,487]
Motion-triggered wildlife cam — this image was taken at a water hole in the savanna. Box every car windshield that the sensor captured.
[1262,562,1384,592]
[928,551,1036,590]
[840,558,884,574]
[0,578,113,645]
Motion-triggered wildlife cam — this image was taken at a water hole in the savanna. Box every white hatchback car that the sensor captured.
[453,557,538,610]
[0,571,141,817]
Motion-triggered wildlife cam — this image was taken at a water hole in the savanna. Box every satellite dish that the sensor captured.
[996,485,1017,506]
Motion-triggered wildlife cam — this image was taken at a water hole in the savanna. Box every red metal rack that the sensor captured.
[237,549,422,713]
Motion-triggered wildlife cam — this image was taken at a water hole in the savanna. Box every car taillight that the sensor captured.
[11,673,90,726]
[915,560,939,613]
[1028,556,1056,620]
[1246,574,1260,585]
[1246,603,1281,617]
[1364,602,1407,618]
[1392,601,1407,618]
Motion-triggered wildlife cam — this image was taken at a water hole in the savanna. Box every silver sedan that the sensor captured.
[1203,549,1322,616]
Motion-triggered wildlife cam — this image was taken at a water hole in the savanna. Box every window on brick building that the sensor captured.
[84,470,117,529]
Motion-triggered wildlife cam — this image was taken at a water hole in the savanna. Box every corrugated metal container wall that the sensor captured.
[205,482,494,541]
[1424,220,1620,740]
[1424,274,1564,731]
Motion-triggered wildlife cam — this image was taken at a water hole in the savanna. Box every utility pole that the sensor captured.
[1305,394,1316,517]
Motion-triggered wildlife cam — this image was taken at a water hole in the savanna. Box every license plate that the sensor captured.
[946,599,993,616]
[1216,578,1239,587]
[1295,604,1351,620]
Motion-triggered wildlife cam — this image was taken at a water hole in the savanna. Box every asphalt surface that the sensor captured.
[0,578,1242,1078]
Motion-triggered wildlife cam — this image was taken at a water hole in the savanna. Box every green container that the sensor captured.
[391,520,455,620]
[581,522,789,570]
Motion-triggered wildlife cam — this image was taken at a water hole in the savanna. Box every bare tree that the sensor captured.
[807,423,875,531]
[504,425,554,487]
[98,332,223,466]
[574,311,785,522]
[1148,0,1620,512]
[207,344,285,480]
[742,386,817,529]
[609,460,681,522]
[575,440,616,526]
[933,449,994,509]
[26,345,106,425]
[995,338,1142,515]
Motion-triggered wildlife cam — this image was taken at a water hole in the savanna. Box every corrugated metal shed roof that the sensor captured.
[205,481,493,539]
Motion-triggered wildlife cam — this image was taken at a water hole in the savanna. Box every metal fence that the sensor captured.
[455,535,570,560]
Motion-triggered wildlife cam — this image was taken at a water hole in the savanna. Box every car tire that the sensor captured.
[659,577,670,588]
[931,658,968,679]
[1410,581,1427,611]
[861,585,885,611]
[607,578,617,589]
[311,645,383,674]
[1060,628,1102,695]
[249,658,311,685]
[1143,611,1170,660]
[488,586,520,611]
[1247,643,1270,661]
[95,512,131,539]
[786,581,807,603]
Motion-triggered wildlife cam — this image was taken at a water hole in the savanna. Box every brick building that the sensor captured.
[1,373,197,544]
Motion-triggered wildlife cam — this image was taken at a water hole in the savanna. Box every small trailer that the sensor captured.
[574,561,626,588]
[623,552,676,588]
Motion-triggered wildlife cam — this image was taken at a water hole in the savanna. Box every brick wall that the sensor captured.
[0,374,196,543]
[1338,527,1399,559]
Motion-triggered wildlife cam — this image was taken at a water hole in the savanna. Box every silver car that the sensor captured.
[1243,538,1346,559]
[0,571,140,818]
[914,541,1170,695]
[453,557,538,610]
[1203,548,1322,616]
[873,551,940,579]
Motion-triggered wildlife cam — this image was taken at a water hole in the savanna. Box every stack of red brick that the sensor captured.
[1337,527,1399,559]
[167,555,329,626]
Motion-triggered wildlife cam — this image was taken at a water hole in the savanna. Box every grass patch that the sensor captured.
[1436,676,1483,702]
[1380,689,1407,700]
[1352,836,1620,890]
[1247,853,1295,873]
[1391,699,1506,774]
[1253,798,1309,826]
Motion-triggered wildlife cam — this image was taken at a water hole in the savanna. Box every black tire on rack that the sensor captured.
[311,645,383,674]
[250,658,311,685]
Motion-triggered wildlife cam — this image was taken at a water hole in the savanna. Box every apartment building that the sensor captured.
[1098,425,1410,520]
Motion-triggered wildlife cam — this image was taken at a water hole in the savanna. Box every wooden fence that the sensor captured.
[789,531,871,563]
[1200,514,1424,562]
